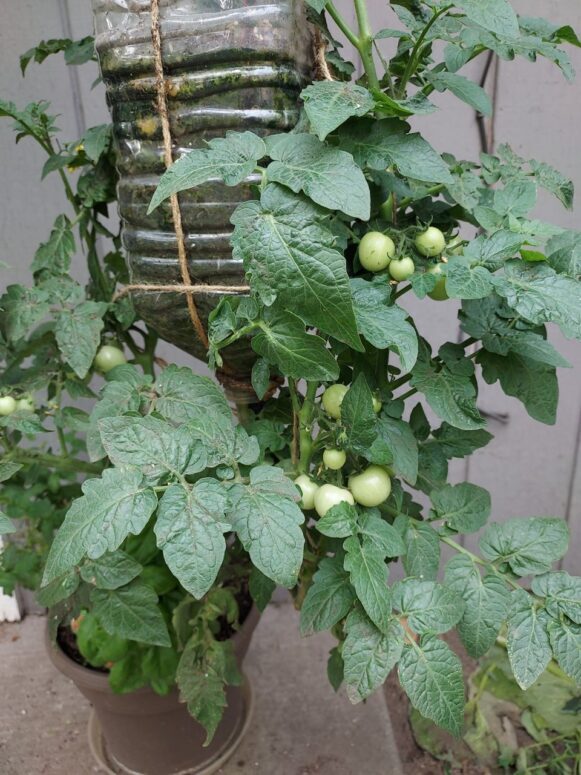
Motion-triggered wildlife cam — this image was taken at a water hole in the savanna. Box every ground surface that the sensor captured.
[0,595,404,775]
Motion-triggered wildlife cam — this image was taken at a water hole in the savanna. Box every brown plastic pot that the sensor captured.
[46,606,260,775]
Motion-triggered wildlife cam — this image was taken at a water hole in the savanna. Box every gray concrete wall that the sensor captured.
[1,1,580,572]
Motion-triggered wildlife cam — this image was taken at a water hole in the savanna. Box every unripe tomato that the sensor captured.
[349,465,392,508]
[426,263,449,301]
[94,345,127,373]
[359,231,395,272]
[388,256,415,282]
[0,396,16,416]
[314,484,355,518]
[323,448,347,470]
[415,227,446,257]
[16,397,35,413]
[372,395,382,414]
[322,384,349,420]
[295,474,318,510]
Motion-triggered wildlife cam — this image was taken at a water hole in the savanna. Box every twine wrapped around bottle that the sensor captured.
[103,0,330,401]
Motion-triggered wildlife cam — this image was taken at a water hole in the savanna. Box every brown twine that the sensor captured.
[150,0,209,350]
[313,28,334,82]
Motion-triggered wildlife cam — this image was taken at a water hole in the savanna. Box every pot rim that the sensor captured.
[45,604,260,695]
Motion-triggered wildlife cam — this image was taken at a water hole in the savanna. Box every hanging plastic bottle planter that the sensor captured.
[92,0,313,381]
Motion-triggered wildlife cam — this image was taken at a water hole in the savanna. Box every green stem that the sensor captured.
[353,0,380,90]
[397,5,453,98]
[11,451,102,476]
[326,2,360,50]
[442,537,521,591]
[217,322,260,351]
[397,387,417,402]
[298,382,318,475]
[394,283,412,300]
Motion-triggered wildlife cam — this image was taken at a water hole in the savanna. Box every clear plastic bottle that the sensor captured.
[92,0,313,369]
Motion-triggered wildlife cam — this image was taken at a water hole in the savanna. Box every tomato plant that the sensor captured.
[4,0,581,753]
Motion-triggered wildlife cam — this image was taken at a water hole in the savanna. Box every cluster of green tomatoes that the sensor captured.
[295,384,391,518]
[0,344,126,417]
[358,225,457,301]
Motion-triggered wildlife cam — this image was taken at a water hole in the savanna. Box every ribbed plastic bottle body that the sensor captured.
[93,0,312,366]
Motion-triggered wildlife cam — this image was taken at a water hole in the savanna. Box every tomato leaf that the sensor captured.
[301,81,374,140]
[343,536,391,633]
[480,517,569,576]
[392,579,465,635]
[91,582,171,648]
[506,589,552,689]
[300,555,355,636]
[430,482,491,533]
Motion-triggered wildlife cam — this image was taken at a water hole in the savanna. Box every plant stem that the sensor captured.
[288,379,301,467]
[326,2,360,50]
[353,0,380,90]
[397,5,453,98]
[298,382,318,475]
[442,537,522,590]
[394,283,412,300]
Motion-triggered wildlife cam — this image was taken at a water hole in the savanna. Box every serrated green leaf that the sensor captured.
[394,516,440,581]
[398,637,465,736]
[265,133,370,220]
[300,555,355,636]
[228,466,304,588]
[55,301,108,378]
[91,582,171,648]
[479,350,558,425]
[252,309,339,381]
[36,569,80,607]
[455,0,519,37]
[531,572,581,624]
[155,365,231,424]
[340,373,378,456]
[431,424,493,459]
[343,607,403,703]
[370,415,418,484]
[506,589,552,690]
[154,481,230,600]
[1,284,50,342]
[80,550,142,590]
[411,344,485,431]
[0,460,23,483]
[32,214,76,275]
[393,579,465,634]
[327,646,344,692]
[316,502,358,539]
[0,512,16,535]
[338,118,451,183]
[42,468,157,584]
[480,517,569,577]
[426,71,492,116]
[99,416,204,481]
[357,511,405,558]
[445,555,510,658]
[231,184,361,349]
[445,255,494,300]
[249,567,276,613]
[177,637,240,744]
[343,536,391,633]
[547,617,581,684]
[493,261,581,341]
[416,443,449,495]
[81,124,111,162]
[302,81,374,140]
[430,482,491,533]
[149,131,266,212]
[187,413,237,468]
[351,279,418,371]
[251,358,270,401]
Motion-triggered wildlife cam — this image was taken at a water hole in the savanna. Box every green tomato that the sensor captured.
[94,345,127,373]
[295,474,318,510]
[415,227,446,257]
[322,384,349,420]
[426,263,449,301]
[372,395,382,414]
[323,448,347,470]
[0,396,16,416]
[388,256,415,282]
[349,465,392,508]
[314,484,355,518]
[359,231,395,272]
[16,397,35,413]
